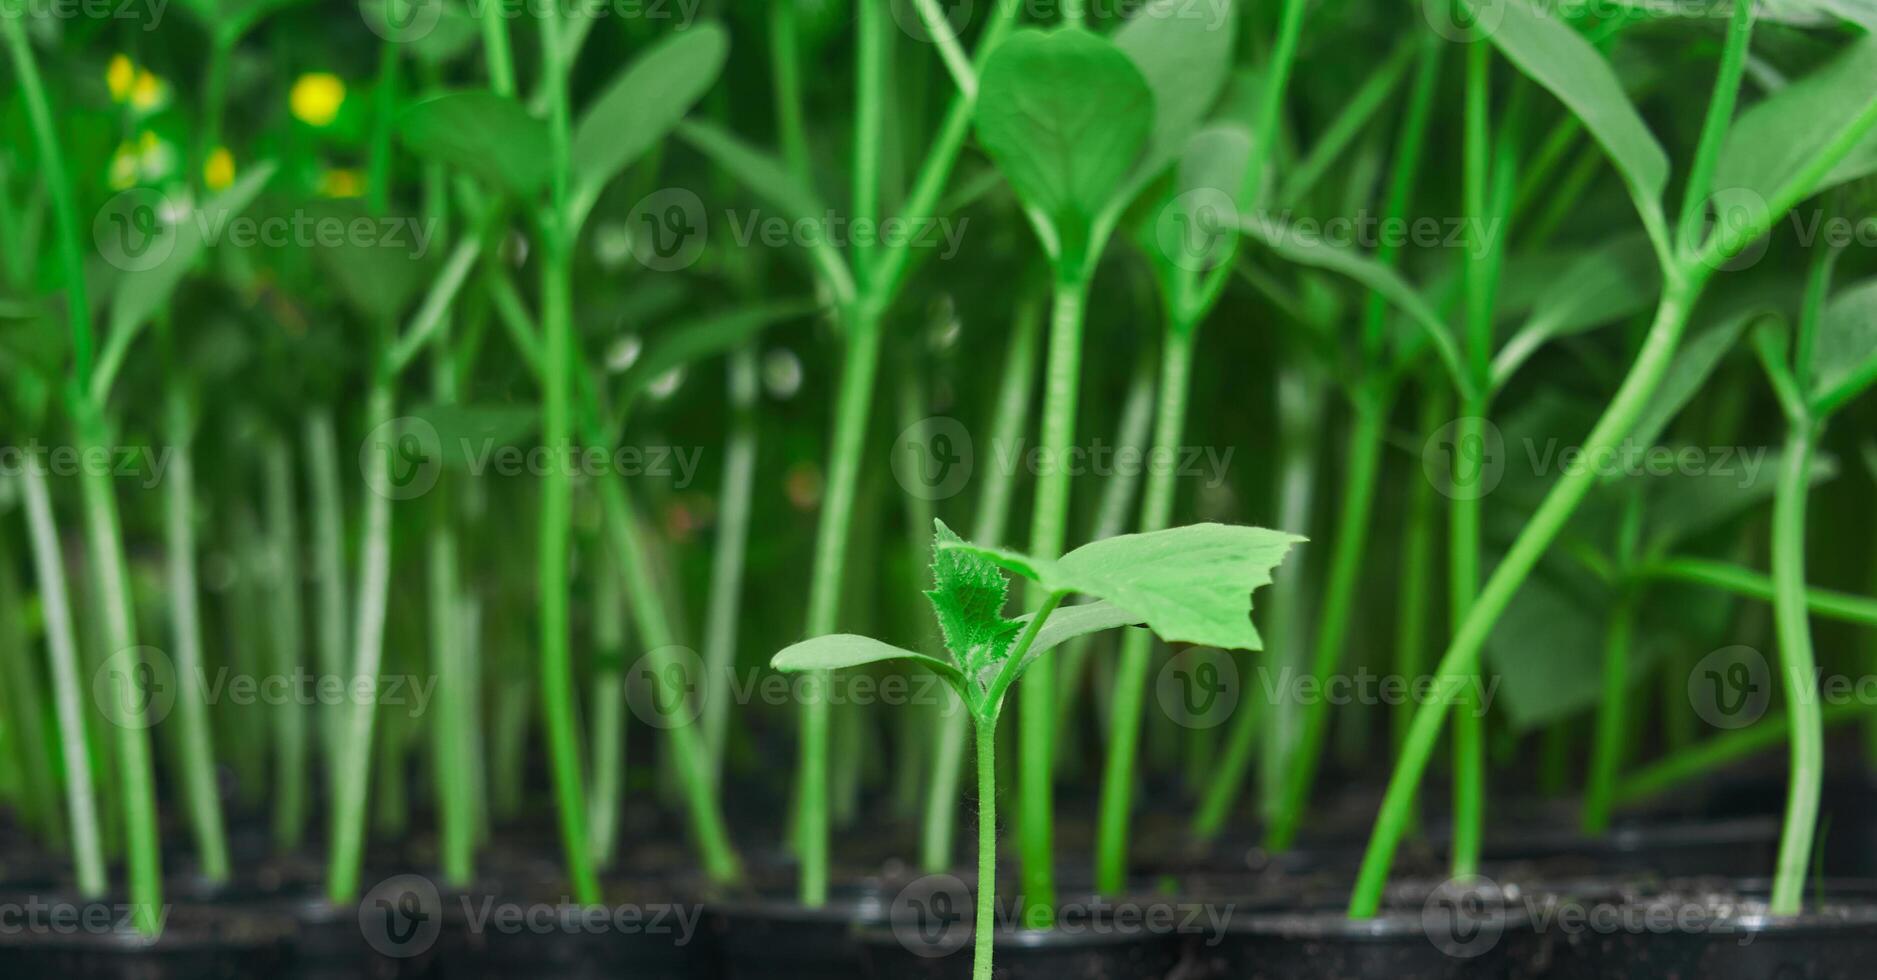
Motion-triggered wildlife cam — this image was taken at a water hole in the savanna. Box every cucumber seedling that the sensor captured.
[772,519,1301,979]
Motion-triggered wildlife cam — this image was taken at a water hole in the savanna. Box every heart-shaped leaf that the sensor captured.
[975,27,1155,275]
[1114,0,1237,179]
[943,523,1304,651]
[399,90,551,198]
[572,25,729,207]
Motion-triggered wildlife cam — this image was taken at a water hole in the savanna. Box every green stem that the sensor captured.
[1619,701,1871,808]
[1,14,93,385]
[1675,0,1755,247]
[327,381,395,904]
[263,441,309,852]
[1582,592,1636,835]
[1349,275,1706,918]
[19,465,105,895]
[768,1,810,179]
[702,347,759,781]
[431,512,476,884]
[587,559,625,869]
[852,0,886,283]
[1018,277,1091,926]
[73,399,161,934]
[161,395,230,878]
[1637,558,1877,626]
[972,717,998,980]
[1770,424,1822,915]
[304,413,348,800]
[1267,389,1388,852]
[1093,325,1194,893]
[0,543,59,846]
[796,302,884,905]
[1394,388,1447,755]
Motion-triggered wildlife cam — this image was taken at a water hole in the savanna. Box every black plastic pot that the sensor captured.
[704,881,888,980]
[853,915,1186,979]
[0,899,293,979]
[1536,886,1877,979]
[1482,815,1781,880]
[279,895,441,979]
[1190,879,1533,980]
[433,878,714,980]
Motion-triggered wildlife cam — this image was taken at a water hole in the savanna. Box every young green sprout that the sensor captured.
[771,520,1300,979]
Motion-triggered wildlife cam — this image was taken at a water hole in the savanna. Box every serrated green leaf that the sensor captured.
[572,25,728,207]
[399,90,551,197]
[926,519,1022,674]
[1114,0,1237,179]
[1809,277,1877,412]
[1714,34,1877,208]
[941,523,1304,651]
[1470,0,1668,236]
[975,27,1155,274]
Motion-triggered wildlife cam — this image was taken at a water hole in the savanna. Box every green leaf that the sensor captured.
[925,520,1023,676]
[618,300,816,409]
[1809,277,1877,412]
[305,199,432,323]
[406,402,540,471]
[941,523,1304,651]
[1491,234,1661,390]
[1646,450,1838,551]
[975,27,1155,273]
[1484,569,1652,732]
[572,25,729,205]
[1714,34,1877,208]
[1470,0,1669,236]
[1114,0,1237,178]
[108,164,276,341]
[399,91,551,197]
[1006,600,1144,678]
[676,119,829,228]
[770,634,966,689]
[1622,307,1758,455]
[1864,442,1877,484]
[1239,215,1468,396]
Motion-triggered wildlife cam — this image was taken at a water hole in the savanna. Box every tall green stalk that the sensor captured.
[972,719,998,980]
[0,543,60,846]
[20,466,105,895]
[1016,277,1091,926]
[1583,491,1643,835]
[305,413,348,799]
[1394,388,1446,755]
[162,394,231,877]
[263,441,309,851]
[1094,324,1194,893]
[1768,425,1821,914]
[702,347,759,781]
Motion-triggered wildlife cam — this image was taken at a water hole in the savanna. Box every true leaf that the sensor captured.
[1809,277,1877,412]
[974,27,1155,274]
[925,520,1022,675]
[399,91,551,198]
[572,25,729,206]
[941,523,1303,651]
[1469,0,1669,237]
[1114,0,1237,178]
[1714,34,1877,208]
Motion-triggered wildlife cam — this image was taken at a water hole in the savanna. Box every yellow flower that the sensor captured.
[106,55,136,102]
[204,147,236,191]
[318,169,364,199]
[290,74,346,128]
[130,70,165,111]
